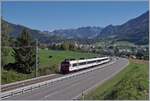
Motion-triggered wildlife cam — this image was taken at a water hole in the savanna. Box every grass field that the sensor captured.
[39,49,97,68]
[2,49,97,84]
[82,59,149,100]
[4,49,98,68]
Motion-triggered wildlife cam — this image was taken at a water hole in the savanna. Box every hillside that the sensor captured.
[98,11,149,45]
[2,19,102,43]
[49,26,103,39]
[1,19,66,43]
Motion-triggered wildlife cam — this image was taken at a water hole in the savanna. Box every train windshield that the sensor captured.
[61,61,70,73]
[61,62,70,68]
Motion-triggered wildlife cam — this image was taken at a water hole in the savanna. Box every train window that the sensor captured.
[86,58,109,64]
[73,63,77,67]
[96,58,109,62]
[102,58,108,61]
[78,62,86,65]
[87,60,96,64]
[93,61,96,63]
[97,60,101,62]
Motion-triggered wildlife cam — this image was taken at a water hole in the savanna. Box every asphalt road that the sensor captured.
[4,58,128,100]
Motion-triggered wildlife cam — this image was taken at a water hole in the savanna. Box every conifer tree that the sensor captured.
[13,29,36,74]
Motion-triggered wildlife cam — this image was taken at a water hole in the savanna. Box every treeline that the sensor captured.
[48,42,78,51]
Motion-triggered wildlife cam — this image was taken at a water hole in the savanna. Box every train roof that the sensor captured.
[63,56,109,64]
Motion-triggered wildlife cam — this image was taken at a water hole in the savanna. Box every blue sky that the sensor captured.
[2,1,149,31]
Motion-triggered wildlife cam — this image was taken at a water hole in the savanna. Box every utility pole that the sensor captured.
[82,90,84,100]
[35,39,39,77]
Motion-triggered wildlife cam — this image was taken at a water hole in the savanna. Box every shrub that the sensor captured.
[1,70,32,84]
[38,64,59,76]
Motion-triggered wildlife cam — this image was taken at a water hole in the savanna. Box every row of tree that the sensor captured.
[49,42,78,51]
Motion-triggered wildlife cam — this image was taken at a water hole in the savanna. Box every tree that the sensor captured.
[69,43,76,51]
[62,41,69,50]
[114,47,119,56]
[136,50,144,59]
[12,29,36,74]
[1,20,11,68]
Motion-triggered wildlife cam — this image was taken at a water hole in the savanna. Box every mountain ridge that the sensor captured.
[1,11,149,45]
[98,11,149,45]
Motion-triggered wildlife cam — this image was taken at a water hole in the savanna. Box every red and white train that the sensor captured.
[60,56,110,74]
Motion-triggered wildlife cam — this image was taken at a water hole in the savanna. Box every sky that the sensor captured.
[2,1,149,31]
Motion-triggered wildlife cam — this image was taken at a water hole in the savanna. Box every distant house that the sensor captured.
[130,55,136,59]
[45,48,48,50]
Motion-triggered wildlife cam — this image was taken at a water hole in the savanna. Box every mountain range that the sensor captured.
[98,11,149,45]
[2,11,149,45]
[48,26,103,39]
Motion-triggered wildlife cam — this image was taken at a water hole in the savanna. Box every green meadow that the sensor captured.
[39,49,97,68]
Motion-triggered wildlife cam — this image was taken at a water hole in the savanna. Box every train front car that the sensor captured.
[60,60,70,74]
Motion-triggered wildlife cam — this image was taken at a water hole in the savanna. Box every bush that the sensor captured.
[38,64,59,76]
[4,62,33,74]
[38,67,51,76]
[1,70,33,84]
[49,56,52,58]
[3,63,17,70]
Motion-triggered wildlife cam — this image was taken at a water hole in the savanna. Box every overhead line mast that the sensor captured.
[35,39,39,77]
